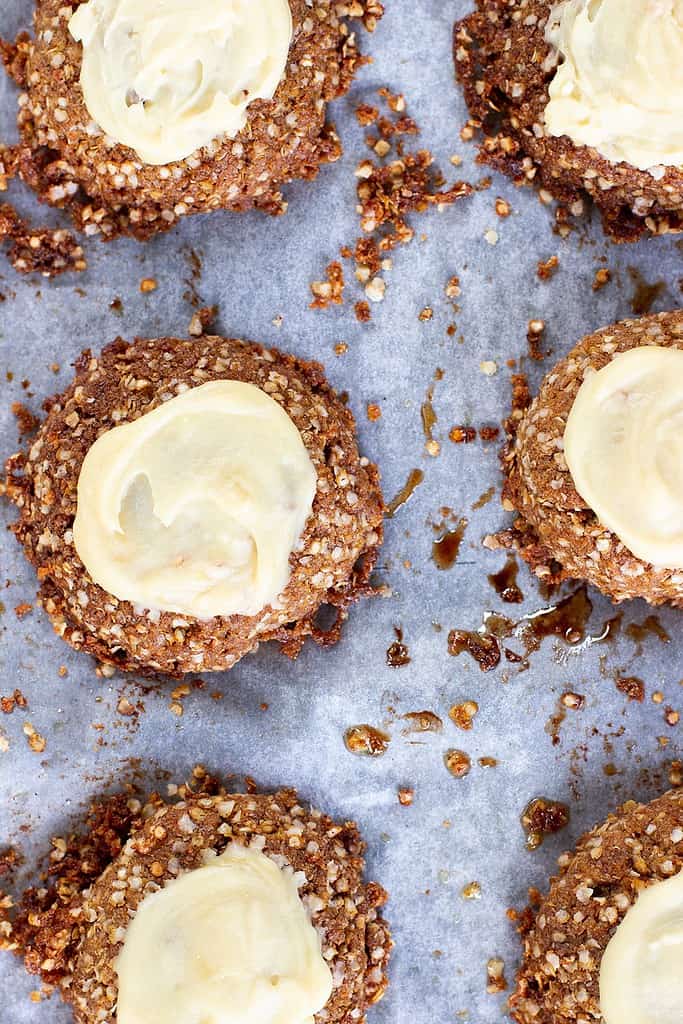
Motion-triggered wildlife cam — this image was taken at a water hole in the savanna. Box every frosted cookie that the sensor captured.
[0,0,382,247]
[5,335,384,676]
[454,0,683,241]
[503,310,683,605]
[1,782,392,1024]
[510,788,683,1024]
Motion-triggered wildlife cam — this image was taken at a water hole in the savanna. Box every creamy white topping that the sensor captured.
[68,0,293,165]
[72,380,317,618]
[564,346,683,567]
[600,868,683,1024]
[116,844,334,1024]
[544,0,683,171]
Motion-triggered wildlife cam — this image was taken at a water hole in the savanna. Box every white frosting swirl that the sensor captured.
[72,380,317,618]
[116,844,334,1024]
[600,867,683,1024]
[564,346,683,568]
[68,0,293,165]
[544,0,683,171]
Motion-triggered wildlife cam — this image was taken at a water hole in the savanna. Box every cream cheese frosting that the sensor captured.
[599,867,683,1024]
[116,843,334,1024]
[563,346,683,568]
[72,380,317,618]
[68,0,293,165]
[544,0,683,171]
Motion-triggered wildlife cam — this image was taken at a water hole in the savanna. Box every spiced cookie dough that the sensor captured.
[5,334,384,676]
[1,779,392,1024]
[0,0,382,267]
[454,0,683,241]
[510,788,683,1024]
[503,310,683,605]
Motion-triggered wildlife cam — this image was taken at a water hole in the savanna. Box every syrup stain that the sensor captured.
[472,486,495,510]
[444,749,471,778]
[402,711,443,735]
[487,554,523,604]
[386,627,411,668]
[421,368,444,443]
[344,725,390,756]
[386,468,424,518]
[625,615,670,651]
[628,267,665,316]
[447,586,595,672]
[432,516,468,570]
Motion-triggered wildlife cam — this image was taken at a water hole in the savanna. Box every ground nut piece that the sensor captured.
[510,789,683,1024]
[5,335,384,676]
[503,310,683,606]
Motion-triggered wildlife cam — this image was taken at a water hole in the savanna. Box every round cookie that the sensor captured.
[510,788,683,1024]
[503,310,683,605]
[70,789,391,1024]
[5,335,384,676]
[1,0,382,241]
[453,0,683,241]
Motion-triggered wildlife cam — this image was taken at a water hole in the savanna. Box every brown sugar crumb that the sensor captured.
[521,797,569,851]
[665,706,679,727]
[487,958,508,994]
[377,88,406,114]
[445,275,461,299]
[444,749,472,778]
[355,300,372,322]
[0,204,86,278]
[310,260,345,309]
[536,256,559,281]
[593,267,612,291]
[11,402,39,438]
[462,881,481,899]
[0,690,28,714]
[616,676,645,702]
[140,277,157,294]
[419,307,433,322]
[366,403,382,421]
[14,602,32,619]
[355,104,379,127]
[449,425,476,444]
[495,197,511,218]
[334,342,348,356]
[560,691,585,711]
[449,700,479,731]
[22,721,46,753]
[397,787,414,806]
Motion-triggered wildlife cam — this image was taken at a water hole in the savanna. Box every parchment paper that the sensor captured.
[1,2,682,1022]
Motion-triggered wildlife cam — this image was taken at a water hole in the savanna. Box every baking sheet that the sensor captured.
[1,2,682,1022]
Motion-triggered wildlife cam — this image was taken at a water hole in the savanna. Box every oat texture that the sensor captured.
[5,335,384,676]
[1,781,392,1024]
[503,310,683,605]
[0,0,383,266]
[453,0,683,241]
[510,788,683,1023]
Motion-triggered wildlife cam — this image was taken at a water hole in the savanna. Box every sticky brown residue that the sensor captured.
[432,513,468,571]
[386,626,410,667]
[626,616,671,648]
[402,711,443,735]
[444,749,471,778]
[344,724,390,756]
[488,554,523,604]
[472,485,495,510]
[628,267,666,316]
[616,676,645,702]
[447,629,501,671]
[386,468,424,517]
[521,797,569,850]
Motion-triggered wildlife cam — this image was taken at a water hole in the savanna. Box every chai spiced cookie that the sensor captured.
[1,779,392,1024]
[5,334,384,676]
[510,787,683,1024]
[503,310,683,605]
[454,0,683,241]
[0,0,382,269]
